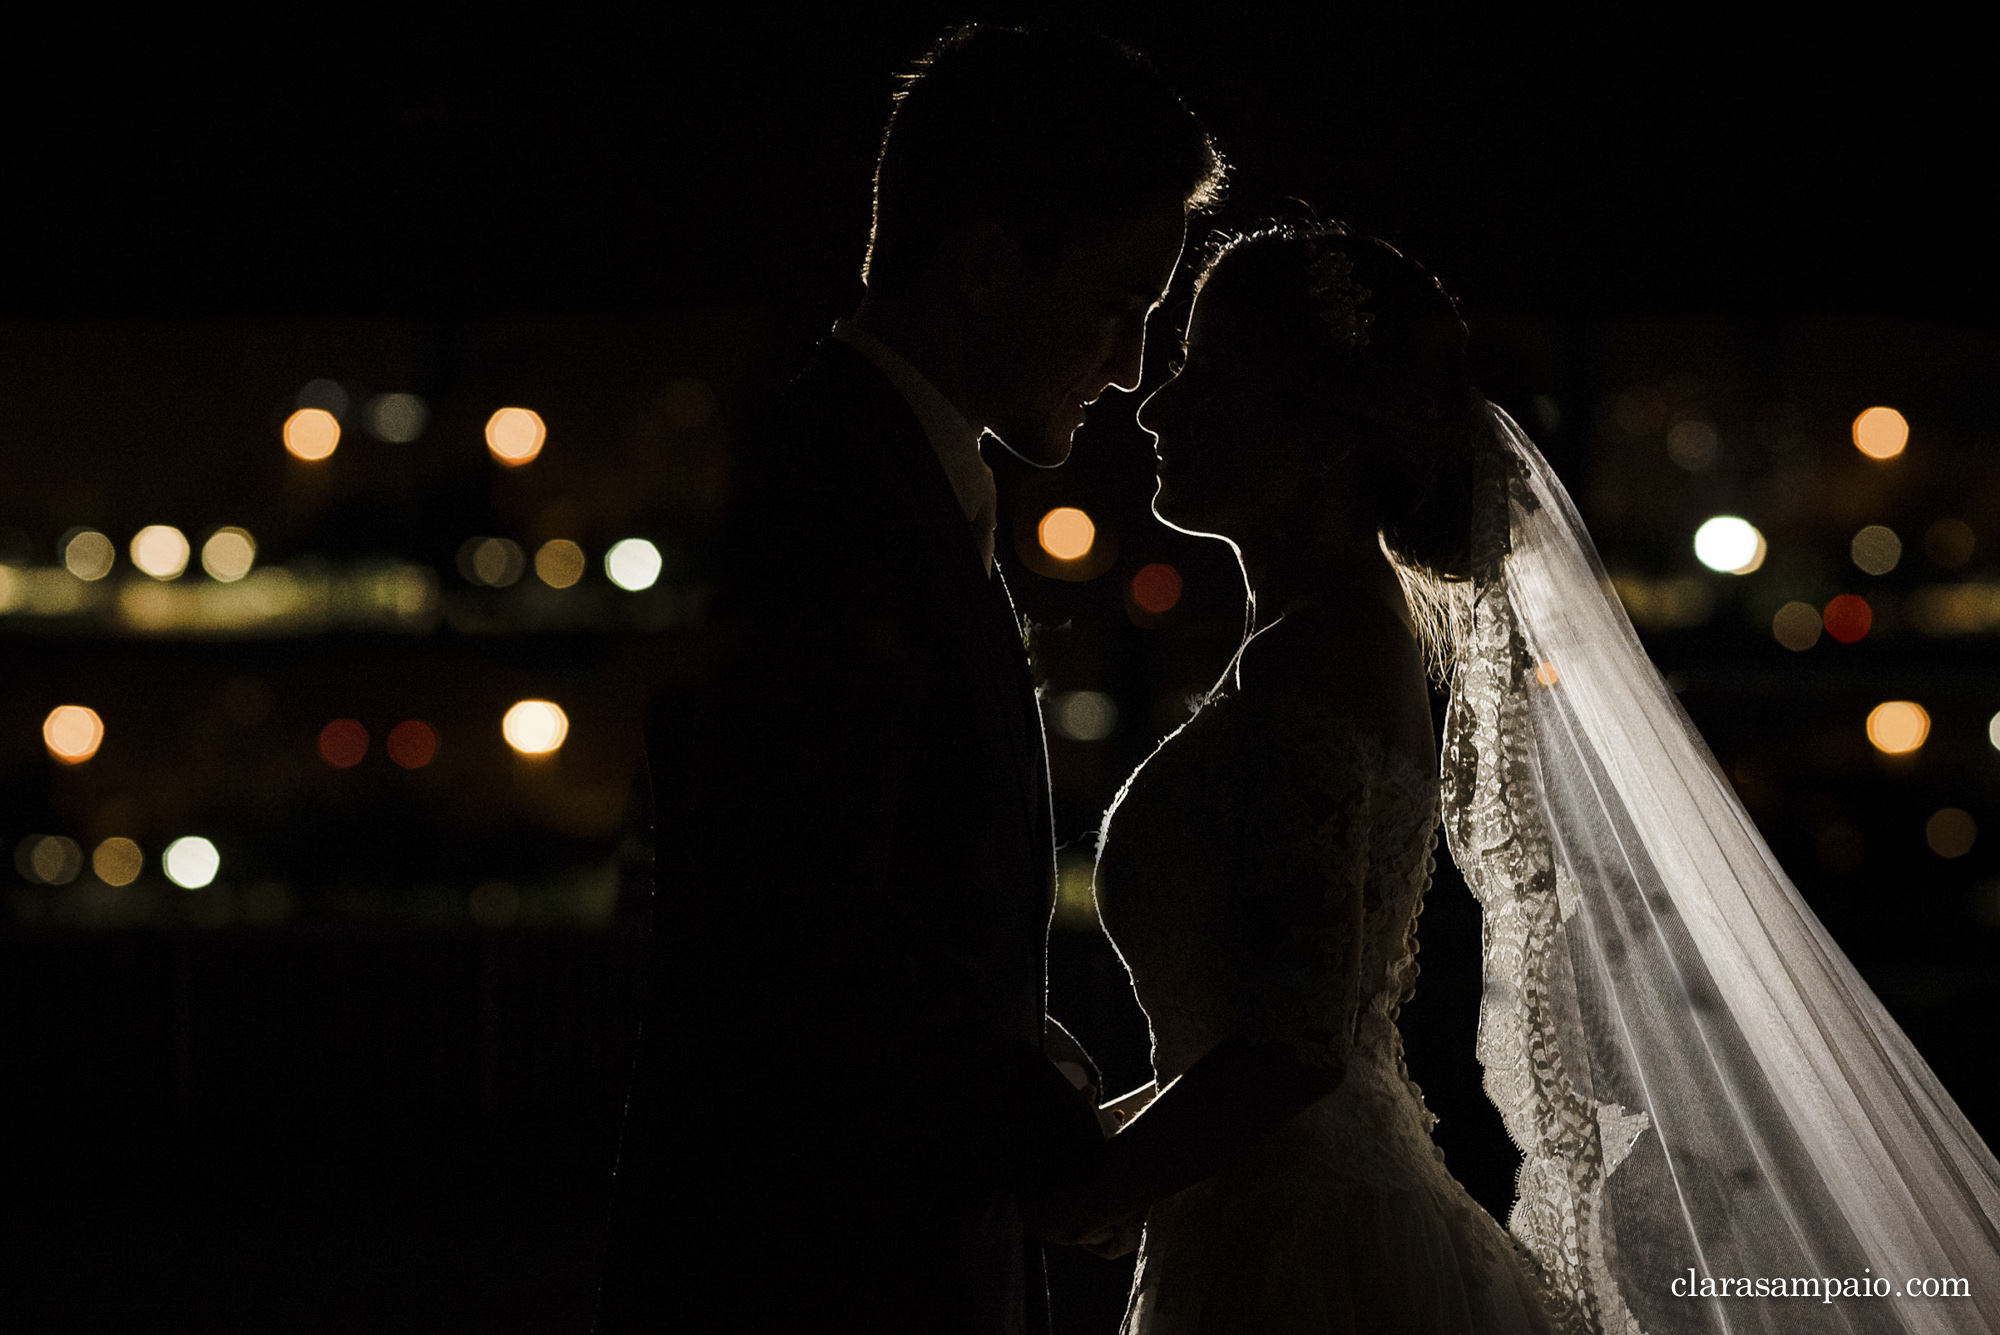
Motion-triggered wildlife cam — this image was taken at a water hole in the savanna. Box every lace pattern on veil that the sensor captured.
[1440,423,1646,1335]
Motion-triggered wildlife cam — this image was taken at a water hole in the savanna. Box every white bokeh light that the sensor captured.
[1694,516,1765,574]
[163,836,220,889]
[605,538,663,592]
[131,525,192,580]
[503,700,569,755]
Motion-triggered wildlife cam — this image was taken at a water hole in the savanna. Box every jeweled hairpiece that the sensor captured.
[1305,247,1373,349]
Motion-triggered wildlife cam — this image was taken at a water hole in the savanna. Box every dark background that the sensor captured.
[2,5,1995,1331]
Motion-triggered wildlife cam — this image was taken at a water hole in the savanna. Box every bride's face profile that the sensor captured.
[1140,289,1346,546]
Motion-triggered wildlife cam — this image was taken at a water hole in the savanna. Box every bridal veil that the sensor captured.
[1436,403,2000,1333]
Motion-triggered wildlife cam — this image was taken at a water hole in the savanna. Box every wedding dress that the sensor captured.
[1095,405,2000,1333]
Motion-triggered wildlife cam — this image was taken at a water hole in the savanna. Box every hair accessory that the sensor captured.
[1305,247,1374,349]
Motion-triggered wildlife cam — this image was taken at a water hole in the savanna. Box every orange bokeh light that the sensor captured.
[1131,563,1183,614]
[43,705,104,764]
[1852,406,1908,460]
[1866,701,1929,755]
[485,407,547,466]
[387,720,439,769]
[1822,594,1872,643]
[1038,507,1095,561]
[319,718,369,768]
[284,407,341,461]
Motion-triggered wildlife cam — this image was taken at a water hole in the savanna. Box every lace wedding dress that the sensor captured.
[1096,673,1575,1333]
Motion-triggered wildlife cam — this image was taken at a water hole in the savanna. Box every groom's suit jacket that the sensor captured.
[597,338,1102,1334]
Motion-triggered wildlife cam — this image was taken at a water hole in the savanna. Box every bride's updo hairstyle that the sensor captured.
[1194,222,1479,673]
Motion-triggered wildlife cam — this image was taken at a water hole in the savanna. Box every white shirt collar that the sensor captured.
[833,319,998,575]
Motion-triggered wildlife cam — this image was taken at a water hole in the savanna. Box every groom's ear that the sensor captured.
[947,218,1032,314]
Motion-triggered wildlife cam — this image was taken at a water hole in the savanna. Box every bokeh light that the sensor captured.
[1924,519,1976,569]
[284,407,341,461]
[1693,516,1764,574]
[1852,406,1908,460]
[201,527,257,582]
[318,718,369,768]
[535,539,586,588]
[485,407,546,466]
[1050,690,1118,742]
[364,392,429,443]
[1039,507,1096,561]
[1850,525,1901,576]
[18,835,83,885]
[1926,808,1977,859]
[43,704,104,764]
[93,836,144,887]
[130,525,191,580]
[1866,701,1929,755]
[1131,563,1183,614]
[1990,711,2000,753]
[62,528,116,580]
[503,700,568,755]
[297,378,349,419]
[1823,594,1873,644]
[387,720,438,769]
[163,836,220,889]
[1665,419,1719,471]
[605,538,662,592]
[1772,601,1822,651]
[1535,661,1561,688]
[470,537,525,587]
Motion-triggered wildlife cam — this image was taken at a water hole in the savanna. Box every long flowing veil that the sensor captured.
[1438,403,2000,1334]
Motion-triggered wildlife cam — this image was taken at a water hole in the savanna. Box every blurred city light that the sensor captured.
[469,880,521,928]
[92,836,144,887]
[16,835,83,885]
[364,392,429,443]
[297,378,350,420]
[503,700,568,755]
[1866,701,1929,755]
[463,537,525,588]
[201,527,257,582]
[1131,562,1183,614]
[163,836,220,889]
[535,539,586,588]
[605,538,662,592]
[1039,507,1096,561]
[1050,690,1118,742]
[1852,406,1908,460]
[1990,711,2000,752]
[1823,594,1873,643]
[61,528,116,580]
[1053,853,1097,930]
[1772,601,1823,651]
[130,525,191,580]
[1924,518,1976,569]
[1926,808,1977,859]
[43,704,104,763]
[387,720,439,769]
[1665,419,1719,471]
[486,407,546,466]
[284,407,341,461]
[1850,525,1902,576]
[1693,516,1764,574]
[1535,661,1561,688]
[318,718,369,768]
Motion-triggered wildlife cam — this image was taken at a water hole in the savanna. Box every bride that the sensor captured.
[1028,223,2000,1334]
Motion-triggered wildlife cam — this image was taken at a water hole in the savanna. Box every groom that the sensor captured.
[596,25,1222,1334]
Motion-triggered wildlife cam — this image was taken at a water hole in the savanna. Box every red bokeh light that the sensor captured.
[387,720,439,769]
[1823,594,1873,644]
[1131,562,1184,614]
[318,718,369,768]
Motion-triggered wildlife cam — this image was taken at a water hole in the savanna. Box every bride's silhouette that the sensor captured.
[1030,223,2000,1334]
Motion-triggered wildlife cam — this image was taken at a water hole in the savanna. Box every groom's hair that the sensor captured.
[864,25,1224,298]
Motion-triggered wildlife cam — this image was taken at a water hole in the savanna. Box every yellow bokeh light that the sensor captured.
[43,704,104,763]
[486,407,547,466]
[1038,507,1096,561]
[93,836,144,886]
[1852,406,1908,460]
[201,527,257,582]
[1866,700,1930,755]
[130,525,191,580]
[535,539,586,588]
[284,407,341,461]
[62,529,116,581]
[502,699,569,755]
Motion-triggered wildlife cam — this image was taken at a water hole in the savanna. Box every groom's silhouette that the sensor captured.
[597,27,1221,1333]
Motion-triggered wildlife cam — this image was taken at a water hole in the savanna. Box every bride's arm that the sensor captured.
[1097,1079,1160,1135]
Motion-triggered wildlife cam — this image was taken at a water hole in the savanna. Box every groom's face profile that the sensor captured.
[965,200,1187,467]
